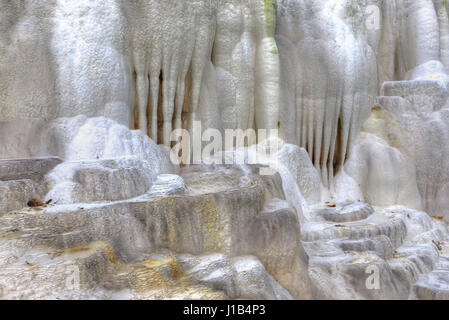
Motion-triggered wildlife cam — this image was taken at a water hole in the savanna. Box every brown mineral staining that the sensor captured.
[432,240,443,251]
[432,216,444,220]
[27,199,46,207]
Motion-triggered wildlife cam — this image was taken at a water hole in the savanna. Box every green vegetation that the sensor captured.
[264,0,279,55]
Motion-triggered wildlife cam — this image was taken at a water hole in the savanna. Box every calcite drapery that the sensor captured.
[2,0,449,300]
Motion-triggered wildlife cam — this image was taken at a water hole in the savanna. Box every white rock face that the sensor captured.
[2,0,449,300]
[0,0,280,143]
[231,256,293,300]
[345,132,423,209]
[276,0,375,188]
[45,158,155,204]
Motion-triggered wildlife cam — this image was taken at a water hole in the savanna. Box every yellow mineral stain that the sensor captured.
[53,241,119,265]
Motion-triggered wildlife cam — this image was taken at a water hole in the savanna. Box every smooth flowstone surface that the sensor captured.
[1,155,448,300]
[0,163,313,299]
[3,0,449,301]
[0,157,62,182]
[302,210,407,248]
[149,174,186,196]
[303,204,448,299]
[314,202,374,223]
[44,157,155,204]
[413,239,449,300]
[414,271,449,300]
[0,179,41,215]
[0,157,64,214]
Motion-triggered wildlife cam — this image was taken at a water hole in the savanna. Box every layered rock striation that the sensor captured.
[2,0,449,299]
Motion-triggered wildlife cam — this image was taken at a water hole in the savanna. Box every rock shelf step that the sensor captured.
[414,270,449,300]
[0,157,62,182]
[413,241,449,299]
[302,212,407,249]
[314,202,374,223]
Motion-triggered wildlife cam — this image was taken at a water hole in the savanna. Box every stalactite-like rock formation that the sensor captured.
[2,0,449,300]
[0,0,281,142]
[128,0,280,144]
[276,0,374,187]
[1,1,448,175]
[128,1,217,143]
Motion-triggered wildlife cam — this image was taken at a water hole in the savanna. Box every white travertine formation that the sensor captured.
[2,0,449,300]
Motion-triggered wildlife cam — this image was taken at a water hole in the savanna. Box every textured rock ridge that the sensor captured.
[2,0,449,300]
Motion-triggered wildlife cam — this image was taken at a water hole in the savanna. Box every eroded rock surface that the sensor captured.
[2,0,449,300]
[0,161,313,299]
